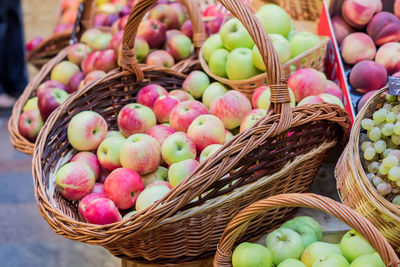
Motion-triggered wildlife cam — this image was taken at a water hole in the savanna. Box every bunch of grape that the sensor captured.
[360,94,400,206]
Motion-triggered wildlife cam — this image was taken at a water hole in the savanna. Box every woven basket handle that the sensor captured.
[70,0,96,44]
[118,0,207,81]
[214,193,399,267]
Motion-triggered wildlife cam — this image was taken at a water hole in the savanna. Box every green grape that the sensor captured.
[387,139,398,149]
[394,122,400,135]
[361,141,373,152]
[393,104,400,113]
[377,183,392,195]
[393,195,400,205]
[383,103,394,110]
[374,140,387,153]
[392,134,400,145]
[373,176,384,186]
[364,147,376,160]
[396,179,400,187]
[397,96,400,102]
[383,155,398,168]
[397,113,400,122]
[383,149,394,158]
[388,166,400,181]
[372,109,387,123]
[386,112,397,123]
[367,162,380,173]
[379,163,389,175]
[361,118,374,131]
[366,173,375,181]
[382,123,395,136]
[388,150,400,159]
[386,94,397,103]
[368,127,381,142]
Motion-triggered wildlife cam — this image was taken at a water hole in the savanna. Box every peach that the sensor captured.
[84,197,122,225]
[342,0,380,28]
[357,90,378,112]
[349,60,387,93]
[325,81,343,100]
[367,12,400,46]
[331,15,355,45]
[375,42,400,75]
[153,95,180,123]
[78,193,105,221]
[341,32,376,65]
[169,100,209,132]
[137,84,168,108]
[395,0,400,18]
[287,68,327,102]
[71,152,101,180]
[146,125,176,146]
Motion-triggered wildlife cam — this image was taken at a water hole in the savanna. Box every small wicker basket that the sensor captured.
[336,86,400,253]
[214,193,400,267]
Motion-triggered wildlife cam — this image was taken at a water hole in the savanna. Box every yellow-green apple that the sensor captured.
[122,210,137,222]
[325,81,342,100]
[340,230,375,262]
[146,50,175,68]
[280,219,319,247]
[290,31,321,59]
[199,144,222,163]
[210,90,252,130]
[240,109,267,133]
[202,34,224,62]
[349,60,387,93]
[319,94,344,108]
[301,242,342,267]
[56,161,96,200]
[220,18,254,51]
[71,151,101,180]
[255,4,291,37]
[266,228,305,265]
[137,84,168,108]
[80,28,103,47]
[146,125,176,146]
[169,89,194,102]
[341,33,376,65]
[375,42,400,75]
[225,130,234,143]
[134,35,149,61]
[293,216,322,240]
[91,183,104,194]
[297,96,323,106]
[161,132,196,164]
[38,88,69,120]
[349,253,385,267]
[331,15,355,45]
[253,34,291,71]
[187,114,225,152]
[138,19,166,49]
[97,136,125,171]
[67,111,108,151]
[153,95,180,123]
[37,80,67,97]
[104,168,143,209]
[146,180,172,189]
[166,29,185,43]
[84,197,122,225]
[312,253,350,267]
[169,100,209,132]
[142,166,168,187]
[67,71,84,94]
[167,34,193,61]
[209,48,229,78]
[251,85,296,110]
[81,51,101,75]
[169,2,187,27]
[108,30,123,55]
[183,71,210,99]
[180,20,193,39]
[82,70,106,87]
[168,158,199,187]
[90,33,113,51]
[50,61,80,85]
[94,49,117,72]
[106,130,125,139]
[277,259,306,267]
[68,43,92,65]
[120,134,161,175]
[232,242,273,267]
[23,97,39,112]
[135,184,171,212]
[117,103,156,137]
[78,193,105,221]
[288,68,327,102]
[226,48,261,80]
[18,110,44,142]
[202,82,229,109]
[149,4,179,30]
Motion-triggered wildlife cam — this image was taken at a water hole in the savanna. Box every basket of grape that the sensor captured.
[336,86,400,253]
[214,193,399,266]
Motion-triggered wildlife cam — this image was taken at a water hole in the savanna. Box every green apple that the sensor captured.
[97,136,125,171]
[312,253,349,267]
[202,82,229,109]
[219,18,254,51]
[255,4,291,37]
[266,228,305,265]
[278,259,306,267]
[301,242,342,267]
[232,242,273,267]
[199,144,222,163]
[293,216,323,240]
[349,253,385,267]
[209,48,229,78]
[23,97,39,112]
[182,71,210,99]
[340,230,376,263]
[106,131,125,139]
[252,34,291,71]
[290,31,321,58]
[203,34,224,62]
[168,159,199,187]
[226,48,261,80]
[141,166,168,187]
[280,219,319,247]
[135,184,171,212]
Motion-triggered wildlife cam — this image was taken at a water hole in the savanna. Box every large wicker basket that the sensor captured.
[32,0,350,264]
[214,193,400,266]
[336,86,400,253]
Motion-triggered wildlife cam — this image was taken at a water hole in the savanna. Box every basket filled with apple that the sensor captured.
[31,0,350,264]
[9,0,207,156]
[336,87,400,253]
[214,193,400,267]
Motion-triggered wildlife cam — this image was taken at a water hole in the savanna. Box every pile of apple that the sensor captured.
[232,216,385,267]
[202,3,323,80]
[331,0,400,111]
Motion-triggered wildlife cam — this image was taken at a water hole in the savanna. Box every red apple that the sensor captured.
[166,34,193,61]
[78,193,105,221]
[169,2,187,27]
[38,88,69,120]
[91,183,105,194]
[287,68,327,102]
[169,89,194,101]
[117,103,156,137]
[146,50,175,68]
[181,20,193,39]
[147,180,172,189]
[137,84,168,108]
[68,43,92,66]
[325,81,343,100]
[37,80,67,96]
[80,28,102,47]
[153,95,180,123]
[187,114,225,152]
[81,51,101,75]
[137,19,166,49]
[166,29,185,42]
[83,70,106,86]
[149,4,179,30]
[94,49,117,72]
[67,71,84,94]
[71,151,101,181]
[51,61,80,85]
[84,197,122,225]
[146,125,176,146]
[108,30,123,56]
[53,23,73,34]
[26,36,44,52]
[169,100,209,132]
[18,110,44,142]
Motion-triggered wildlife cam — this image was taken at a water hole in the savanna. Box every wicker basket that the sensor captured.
[214,193,400,266]
[32,0,350,264]
[336,86,400,253]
